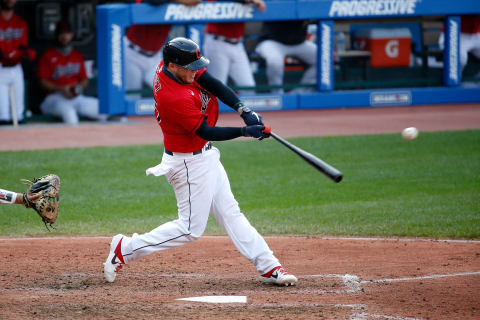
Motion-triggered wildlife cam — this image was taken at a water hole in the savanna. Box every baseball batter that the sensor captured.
[0,0,36,124]
[104,37,297,286]
[203,0,265,93]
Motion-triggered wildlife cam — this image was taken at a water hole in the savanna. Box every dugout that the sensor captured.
[95,0,480,116]
[11,0,480,121]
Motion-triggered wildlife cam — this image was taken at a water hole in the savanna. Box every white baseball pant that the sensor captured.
[439,32,480,72]
[40,92,101,125]
[0,64,24,122]
[203,33,256,94]
[255,40,317,93]
[119,146,281,275]
[124,37,163,99]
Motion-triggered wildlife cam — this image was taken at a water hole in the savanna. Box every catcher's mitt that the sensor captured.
[22,174,61,230]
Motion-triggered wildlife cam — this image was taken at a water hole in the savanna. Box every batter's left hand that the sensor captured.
[242,110,263,126]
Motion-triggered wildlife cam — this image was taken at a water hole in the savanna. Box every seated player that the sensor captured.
[37,21,106,124]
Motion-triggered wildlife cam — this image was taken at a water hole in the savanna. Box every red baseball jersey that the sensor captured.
[206,22,245,39]
[37,48,87,86]
[205,0,244,39]
[126,25,171,52]
[0,13,28,66]
[153,62,219,152]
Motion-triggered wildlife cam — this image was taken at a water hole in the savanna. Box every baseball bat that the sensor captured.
[9,85,18,127]
[264,126,343,183]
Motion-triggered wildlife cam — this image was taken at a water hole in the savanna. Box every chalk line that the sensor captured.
[361,271,480,284]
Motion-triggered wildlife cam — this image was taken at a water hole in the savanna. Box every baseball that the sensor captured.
[402,127,418,140]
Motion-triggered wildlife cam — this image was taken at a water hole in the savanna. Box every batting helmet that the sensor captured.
[163,37,209,70]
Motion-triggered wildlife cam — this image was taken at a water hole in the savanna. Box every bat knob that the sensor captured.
[263,125,271,135]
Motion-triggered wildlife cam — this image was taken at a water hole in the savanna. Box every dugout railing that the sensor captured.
[96,0,480,116]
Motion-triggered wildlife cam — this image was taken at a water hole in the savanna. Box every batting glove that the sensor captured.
[242,125,269,140]
[236,102,263,126]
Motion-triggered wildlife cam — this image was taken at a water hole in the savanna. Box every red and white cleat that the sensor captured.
[260,266,297,286]
[103,234,125,283]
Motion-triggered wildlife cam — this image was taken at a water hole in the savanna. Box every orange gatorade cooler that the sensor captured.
[354,28,412,67]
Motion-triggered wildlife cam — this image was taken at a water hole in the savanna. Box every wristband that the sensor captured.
[0,189,16,204]
[234,102,251,115]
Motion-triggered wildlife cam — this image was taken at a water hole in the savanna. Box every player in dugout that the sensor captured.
[104,0,201,99]
[0,0,36,125]
[36,20,107,125]
[103,37,298,287]
[203,0,266,94]
[255,20,317,93]
[438,15,480,79]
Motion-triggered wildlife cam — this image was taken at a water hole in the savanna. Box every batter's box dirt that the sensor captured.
[94,271,361,296]
[1,236,479,319]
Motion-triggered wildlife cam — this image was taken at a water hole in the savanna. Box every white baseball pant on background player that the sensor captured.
[40,92,101,125]
[203,34,256,94]
[124,37,163,99]
[118,146,281,275]
[439,32,480,72]
[0,64,24,122]
[255,40,317,94]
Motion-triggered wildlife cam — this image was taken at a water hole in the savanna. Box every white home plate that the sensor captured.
[176,296,247,303]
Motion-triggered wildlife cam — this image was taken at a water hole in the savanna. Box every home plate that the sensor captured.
[176,296,247,303]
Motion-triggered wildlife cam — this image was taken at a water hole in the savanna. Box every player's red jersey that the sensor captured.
[126,25,171,53]
[0,13,28,66]
[206,22,245,39]
[205,0,244,39]
[461,15,480,34]
[37,48,87,86]
[153,62,219,153]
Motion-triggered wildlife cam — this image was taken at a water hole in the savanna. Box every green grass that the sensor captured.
[1,130,479,238]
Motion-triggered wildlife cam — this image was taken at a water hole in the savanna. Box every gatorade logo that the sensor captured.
[385,40,399,58]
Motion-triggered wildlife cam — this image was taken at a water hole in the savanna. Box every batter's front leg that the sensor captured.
[210,161,280,274]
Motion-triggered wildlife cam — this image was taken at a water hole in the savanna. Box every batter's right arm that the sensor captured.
[196,71,263,126]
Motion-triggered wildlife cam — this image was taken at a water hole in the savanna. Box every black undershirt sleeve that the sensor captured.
[196,118,243,141]
[196,71,240,110]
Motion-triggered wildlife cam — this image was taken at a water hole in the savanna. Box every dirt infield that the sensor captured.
[1,104,480,319]
[0,236,479,319]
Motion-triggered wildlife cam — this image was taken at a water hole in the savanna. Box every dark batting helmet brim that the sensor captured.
[183,56,210,70]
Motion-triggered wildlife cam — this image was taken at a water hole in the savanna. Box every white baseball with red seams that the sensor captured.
[402,127,418,140]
